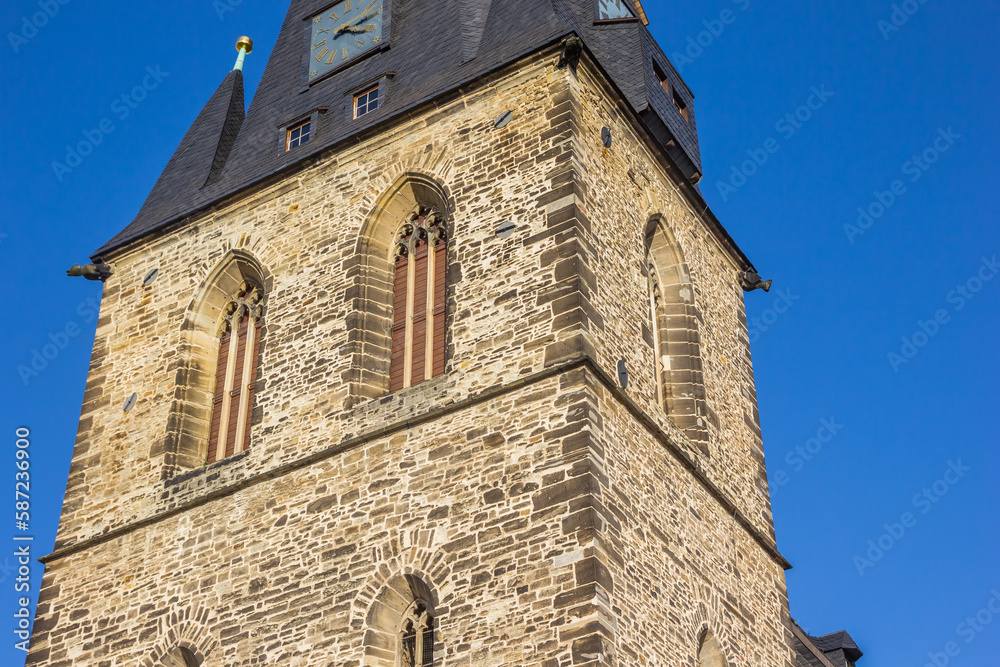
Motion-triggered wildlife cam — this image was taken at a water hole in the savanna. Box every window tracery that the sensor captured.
[390,207,448,393]
[207,283,264,463]
[398,601,435,667]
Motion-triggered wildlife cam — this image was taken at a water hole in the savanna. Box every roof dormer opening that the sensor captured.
[596,0,637,22]
[354,84,381,119]
[286,120,312,151]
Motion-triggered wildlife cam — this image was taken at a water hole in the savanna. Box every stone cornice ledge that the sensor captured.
[41,355,791,570]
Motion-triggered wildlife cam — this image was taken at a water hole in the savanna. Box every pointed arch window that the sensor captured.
[399,601,435,667]
[698,631,728,667]
[390,208,448,393]
[161,647,201,667]
[207,283,264,463]
[647,263,666,408]
[646,217,710,448]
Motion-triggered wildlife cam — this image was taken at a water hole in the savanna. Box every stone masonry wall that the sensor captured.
[51,50,585,552]
[31,47,790,666]
[31,375,609,666]
[590,373,793,666]
[564,60,775,539]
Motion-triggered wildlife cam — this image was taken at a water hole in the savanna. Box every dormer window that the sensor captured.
[354,84,381,119]
[596,0,636,21]
[286,120,312,150]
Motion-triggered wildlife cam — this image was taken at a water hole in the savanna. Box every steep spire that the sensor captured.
[205,38,253,185]
[129,41,248,225]
[204,68,247,186]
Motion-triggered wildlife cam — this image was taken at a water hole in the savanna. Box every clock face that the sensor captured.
[309,0,384,80]
[596,0,635,20]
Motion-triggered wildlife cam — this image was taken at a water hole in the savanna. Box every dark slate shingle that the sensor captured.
[812,630,864,662]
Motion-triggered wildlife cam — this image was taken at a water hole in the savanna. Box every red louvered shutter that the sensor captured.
[225,314,248,458]
[410,240,429,386]
[242,318,262,450]
[390,254,409,393]
[207,332,231,464]
[432,240,447,379]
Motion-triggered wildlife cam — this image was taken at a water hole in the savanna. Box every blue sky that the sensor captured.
[1,0,997,665]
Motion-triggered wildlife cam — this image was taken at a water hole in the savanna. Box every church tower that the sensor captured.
[30,1,814,664]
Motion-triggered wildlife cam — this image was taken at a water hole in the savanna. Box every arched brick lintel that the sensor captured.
[683,581,738,667]
[137,609,217,667]
[697,628,731,667]
[351,546,455,630]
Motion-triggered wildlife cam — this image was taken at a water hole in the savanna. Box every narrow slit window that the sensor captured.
[354,85,381,119]
[286,120,312,150]
[400,624,417,667]
[654,61,670,96]
[673,90,689,122]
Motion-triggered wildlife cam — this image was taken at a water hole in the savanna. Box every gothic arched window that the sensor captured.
[698,631,728,667]
[646,217,710,449]
[207,283,264,463]
[361,574,440,667]
[389,207,448,393]
[398,601,435,667]
[647,265,666,409]
[161,647,200,667]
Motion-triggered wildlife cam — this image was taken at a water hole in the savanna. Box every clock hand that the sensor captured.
[333,17,357,34]
[341,8,380,31]
[342,23,376,35]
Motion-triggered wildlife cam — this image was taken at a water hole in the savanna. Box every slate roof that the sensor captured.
[128,69,245,231]
[812,630,864,663]
[790,619,864,667]
[94,0,704,258]
[792,633,832,667]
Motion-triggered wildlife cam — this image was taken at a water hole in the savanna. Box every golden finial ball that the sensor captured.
[236,36,254,54]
